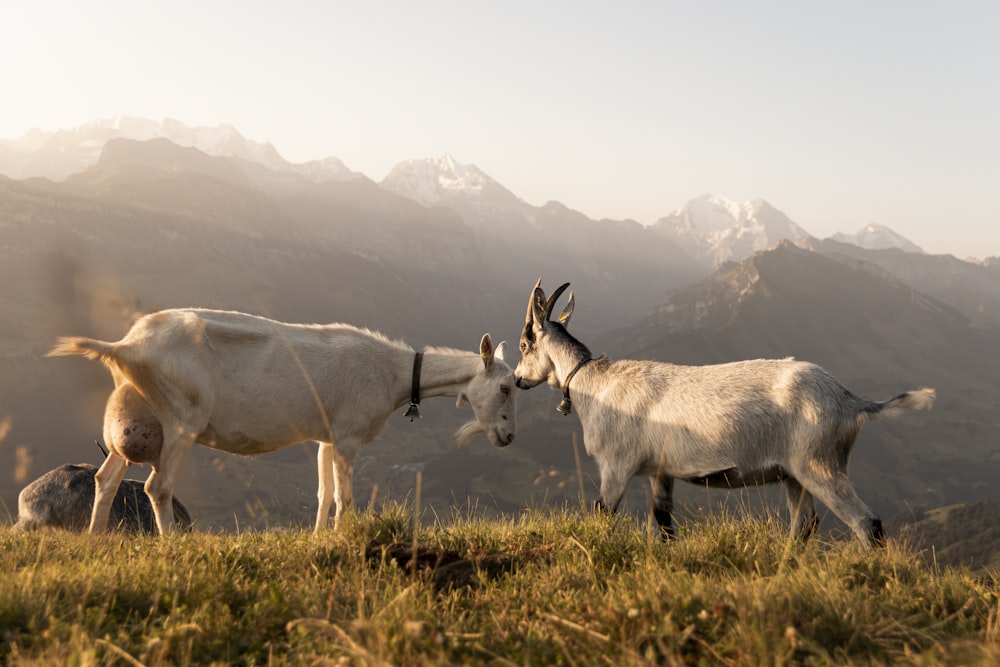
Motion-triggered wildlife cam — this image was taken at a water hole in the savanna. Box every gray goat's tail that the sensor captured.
[868,387,936,419]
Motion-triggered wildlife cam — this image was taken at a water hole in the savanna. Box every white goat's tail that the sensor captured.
[47,336,119,365]
[869,387,936,418]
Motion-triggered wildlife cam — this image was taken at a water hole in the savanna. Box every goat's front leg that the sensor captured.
[650,473,675,540]
[89,452,129,532]
[315,443,336,532]
[315,441,358,532]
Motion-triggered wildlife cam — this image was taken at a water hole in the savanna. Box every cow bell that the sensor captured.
[404,402,422,421]
[556,397,573,416]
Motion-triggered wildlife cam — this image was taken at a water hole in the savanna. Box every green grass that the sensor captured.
[1,504,997,666]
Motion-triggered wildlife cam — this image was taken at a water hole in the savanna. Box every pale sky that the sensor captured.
[2,1,998,258]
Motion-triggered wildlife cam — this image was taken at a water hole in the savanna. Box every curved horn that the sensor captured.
[557,291,575,325]
[544,282,570,320]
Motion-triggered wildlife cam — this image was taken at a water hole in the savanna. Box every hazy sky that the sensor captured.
[3,1,998,258]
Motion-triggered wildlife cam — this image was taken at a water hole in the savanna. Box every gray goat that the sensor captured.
[513,280,935,547]
[14,461,191,533]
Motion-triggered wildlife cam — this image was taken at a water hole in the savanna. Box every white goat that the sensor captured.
[514,280,935,547]
[48,309,516,534]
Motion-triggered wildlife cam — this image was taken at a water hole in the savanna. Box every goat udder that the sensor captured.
[114,418,163,465]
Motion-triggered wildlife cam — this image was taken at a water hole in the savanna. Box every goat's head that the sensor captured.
[455,333,518,448]
[515,279,574,390]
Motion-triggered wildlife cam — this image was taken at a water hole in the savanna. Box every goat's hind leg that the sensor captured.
[90,452,129,532]
[650,473,676,540]
[798,469,884,548]
[144,425,197,534]
[595,459,630,518]
[784,477,818,542]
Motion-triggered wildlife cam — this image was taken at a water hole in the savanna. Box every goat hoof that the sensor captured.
[869,518,886,548]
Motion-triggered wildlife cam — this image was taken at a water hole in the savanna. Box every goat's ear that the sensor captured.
[494,340,507,362]
[456,392,469,408]
[530,286,548,331]
[480,333,495,369]
[544,282,570,321]
[525,278,542,329]
[557,291,575,327]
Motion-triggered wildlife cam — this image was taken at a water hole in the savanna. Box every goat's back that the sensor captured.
[572,356,904,482]
[77,308,410,408]
[590,356,868,419]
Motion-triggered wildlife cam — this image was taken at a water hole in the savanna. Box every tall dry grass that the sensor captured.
[1,503,997,665]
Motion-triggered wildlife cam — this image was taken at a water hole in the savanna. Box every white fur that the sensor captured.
[515,281,934,547]
[49,309,516,534]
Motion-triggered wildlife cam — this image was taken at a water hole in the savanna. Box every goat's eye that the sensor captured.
[519,341,528,352]
[500,385,510,396]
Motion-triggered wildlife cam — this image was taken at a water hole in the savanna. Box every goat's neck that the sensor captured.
[401,348,482,403]
[551,342,593,390]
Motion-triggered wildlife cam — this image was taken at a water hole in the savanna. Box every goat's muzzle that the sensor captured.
[494,429,515,448]
[515,376,538,390]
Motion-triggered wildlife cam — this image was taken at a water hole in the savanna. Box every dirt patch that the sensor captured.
[365,540,516,591]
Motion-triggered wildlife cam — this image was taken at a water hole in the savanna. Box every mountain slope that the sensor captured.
[887,501,1000,573]
[798,237,1000,329]
[56,139,487,277]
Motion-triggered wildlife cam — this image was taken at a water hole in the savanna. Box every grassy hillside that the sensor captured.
[2,506,997,665]
[888,501,1000,574]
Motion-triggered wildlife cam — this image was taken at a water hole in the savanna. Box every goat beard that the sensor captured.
[454,420,484,448]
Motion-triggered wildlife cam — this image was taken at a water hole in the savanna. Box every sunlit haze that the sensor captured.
[2,1,998,258]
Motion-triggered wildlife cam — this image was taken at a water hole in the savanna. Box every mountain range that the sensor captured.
[1,118,998,565]
[0,116,358,183]
[1,117,952,269]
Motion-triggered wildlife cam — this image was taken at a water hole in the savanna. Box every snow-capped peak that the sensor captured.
[674,194,764,234]
[381,154,502,207]
[830,224,924,253]
[433,154,490,193]
[654,194,810,266]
